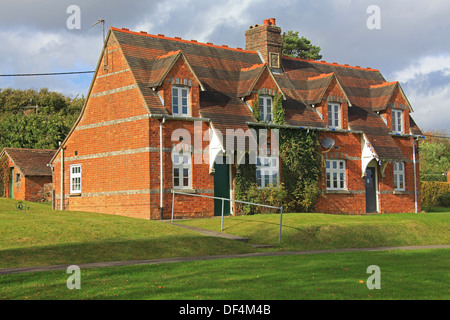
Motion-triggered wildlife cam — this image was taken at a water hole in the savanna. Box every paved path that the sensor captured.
[169,223,250,242]
[1,244,448,275]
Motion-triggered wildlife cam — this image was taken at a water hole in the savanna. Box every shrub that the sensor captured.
[421,181,450,210]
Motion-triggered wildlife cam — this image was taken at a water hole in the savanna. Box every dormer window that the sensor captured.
[259,95,273,122]
[172,86,190,116]
[392,109,403,133]
[328,102,341,129]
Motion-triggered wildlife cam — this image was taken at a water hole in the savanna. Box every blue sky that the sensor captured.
[0,0,449,133]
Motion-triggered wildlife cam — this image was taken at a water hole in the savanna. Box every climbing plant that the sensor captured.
[252,90,261,121]
[279,128,322,212]
[0,156,10,197]
[234,127,322,214]
[272,91,285,125]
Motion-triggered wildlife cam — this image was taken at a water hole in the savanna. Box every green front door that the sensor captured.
[214,157,230,216]
[9,168,14,199]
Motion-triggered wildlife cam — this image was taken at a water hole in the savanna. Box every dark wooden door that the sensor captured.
[9,168,14,199]
[214,157,230,216]
[365,167,377,213]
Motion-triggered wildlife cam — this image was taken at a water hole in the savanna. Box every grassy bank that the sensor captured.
[0,198,448,269]
[178,210,450,250]
[1,248,448,300]
[0,199,252,269]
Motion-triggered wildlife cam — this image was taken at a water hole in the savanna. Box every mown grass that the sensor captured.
[178,210,450,250]
[1,198,448,301]
[0,198,253,269]
[1,198,449,269]
[1,248,448,300]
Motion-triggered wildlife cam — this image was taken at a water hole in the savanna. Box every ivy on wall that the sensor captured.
[234,127,322,214]
[251,90,285,125]
[252,90,261,121]
[272,91,285,125]
[279,128,321,212]
[0,156,10,197]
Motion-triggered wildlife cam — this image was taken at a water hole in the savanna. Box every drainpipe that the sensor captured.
[60,142,64,211]
[412,137,418,213]
[159,117,166,220]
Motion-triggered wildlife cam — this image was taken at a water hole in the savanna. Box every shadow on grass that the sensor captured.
[0,235,255,269]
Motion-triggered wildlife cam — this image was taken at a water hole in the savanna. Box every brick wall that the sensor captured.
[52,32,215,220]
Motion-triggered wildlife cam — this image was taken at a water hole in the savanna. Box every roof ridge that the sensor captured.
[370,81,398,88]
[240,63,266,72]
[111,27,257,54]
[155,50,181,60]
[3,147,56,152]
[282,55,380,72]
[307,72,335,81]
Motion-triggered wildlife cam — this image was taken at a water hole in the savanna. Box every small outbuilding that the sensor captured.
[0,148,56,202]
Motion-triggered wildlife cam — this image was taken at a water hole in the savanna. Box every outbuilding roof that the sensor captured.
[1,148,56,176]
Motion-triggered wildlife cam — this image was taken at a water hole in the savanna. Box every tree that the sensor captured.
[0,88,84,150]
[419,130,450,182]
[281,31,322,60]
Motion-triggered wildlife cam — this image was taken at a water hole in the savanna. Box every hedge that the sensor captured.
[421,181,450,210]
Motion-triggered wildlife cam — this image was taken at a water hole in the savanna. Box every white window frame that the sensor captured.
[326,159,346,190]
[70,164,81,194]
[393,162,405,191]
[328,102,341,129]
[172,149,191,189]
[259,95,273,123]
[256,155,279,188]
[392,109,403,134]
[172,85,190,116]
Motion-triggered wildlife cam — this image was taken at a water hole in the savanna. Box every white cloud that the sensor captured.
[388,53,450,132]
[0,29,101,95]
[406,84,450,132]
[391,54,450,83]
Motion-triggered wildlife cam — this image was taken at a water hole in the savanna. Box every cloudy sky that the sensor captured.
[0,0,449,133]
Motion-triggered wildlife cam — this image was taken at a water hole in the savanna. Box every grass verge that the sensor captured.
[178,210,450,250]
[1,248,448,300]
[0,198,253,269]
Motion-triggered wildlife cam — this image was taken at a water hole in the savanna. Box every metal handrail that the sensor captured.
[171,191,284,244]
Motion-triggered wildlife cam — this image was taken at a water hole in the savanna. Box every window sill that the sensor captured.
[69,193,81,197]
[393,190,407,194]
[325,189,350,194]
[172,188,196,194]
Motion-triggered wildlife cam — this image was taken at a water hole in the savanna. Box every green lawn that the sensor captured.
[0,198,253,269]
[1,248,448,300]
[0,198,449,300]
[178,209,450,250]
[1,198,449,269]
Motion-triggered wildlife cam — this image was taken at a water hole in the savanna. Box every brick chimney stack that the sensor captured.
[245,18,282,69]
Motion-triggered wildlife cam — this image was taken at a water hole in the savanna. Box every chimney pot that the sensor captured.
[264,19,270,26]
[269,18,276,25]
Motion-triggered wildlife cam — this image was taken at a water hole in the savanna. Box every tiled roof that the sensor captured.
[1,148,56,176]
[110,27,422,160]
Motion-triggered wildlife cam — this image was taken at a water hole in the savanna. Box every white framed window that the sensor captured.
[393,162,405,191]
[392,109,403,133]
[256,155,279,188]
[326,159,346,190]
[172,86,190,116]
[259,95,273,123]
[173,149,191,189]
[328,103,341,129]
[70,164,81,194]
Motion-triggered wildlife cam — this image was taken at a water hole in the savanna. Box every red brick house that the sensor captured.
[49,19,423,219]
[1,148,56,202]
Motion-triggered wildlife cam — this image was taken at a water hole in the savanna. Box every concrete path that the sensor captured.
[1,245,448,275]
[169,223,250,243]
